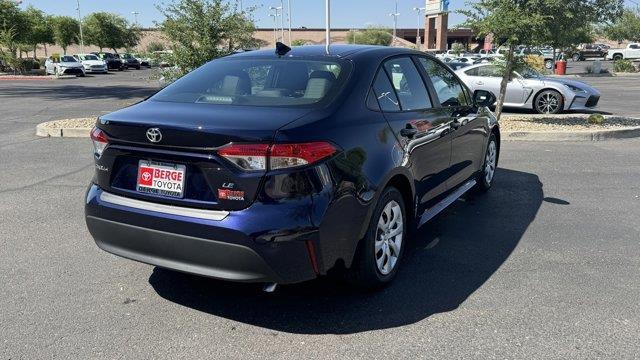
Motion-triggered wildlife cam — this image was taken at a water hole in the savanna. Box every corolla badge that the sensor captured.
[146,128,162,143]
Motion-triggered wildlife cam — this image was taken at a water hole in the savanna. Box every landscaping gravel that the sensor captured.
[38,117,96,129]
[501,114,640,132]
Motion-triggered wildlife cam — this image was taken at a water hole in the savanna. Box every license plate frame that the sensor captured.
[136,160,186,199]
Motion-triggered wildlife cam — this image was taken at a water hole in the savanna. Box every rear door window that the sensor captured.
[382,57,432,111]
[369,69,400,112]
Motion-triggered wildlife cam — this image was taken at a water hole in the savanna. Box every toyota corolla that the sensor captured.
[85,45,500,290]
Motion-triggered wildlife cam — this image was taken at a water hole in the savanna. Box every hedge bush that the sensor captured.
[613,59,636,73]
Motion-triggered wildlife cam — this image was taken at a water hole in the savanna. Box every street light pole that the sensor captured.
[413,7,425,51]
[269,13,278,45]
[131,11,140,26]
[76,0,85,54]
[325,0,330,54]
[389,0,399,45]
[269,6,283,42]
[280,0,285,44]
[287,0,292,45]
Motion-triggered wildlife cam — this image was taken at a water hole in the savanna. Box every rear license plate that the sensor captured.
[136,160,186,198]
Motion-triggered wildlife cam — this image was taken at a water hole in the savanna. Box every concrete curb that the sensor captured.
[549,72,640,78]
[36,124,91,138]
[503,126,640,141]
[0,75,53,81]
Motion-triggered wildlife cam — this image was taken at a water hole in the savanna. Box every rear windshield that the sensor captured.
[151,58,350,107]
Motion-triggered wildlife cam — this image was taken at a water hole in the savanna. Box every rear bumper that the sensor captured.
[85,184,320,284]
[87,216,284,282]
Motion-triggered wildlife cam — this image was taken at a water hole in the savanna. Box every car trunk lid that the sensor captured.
[94,100,312,211]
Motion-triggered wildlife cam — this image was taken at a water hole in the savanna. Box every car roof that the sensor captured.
[455,63,492,72]
[227,45,426,61]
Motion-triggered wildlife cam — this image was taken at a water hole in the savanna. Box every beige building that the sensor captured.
[36,26,480,58]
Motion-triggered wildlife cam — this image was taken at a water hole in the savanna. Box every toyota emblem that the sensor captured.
[146,128,162,143]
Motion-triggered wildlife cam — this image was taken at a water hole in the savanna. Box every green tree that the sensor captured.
[604,8,640,43]
[535,0,622,61]
[346,27,392,46]
[122,26,142,52]
[291,39,310,46]
[461,0,620,119]
[22,6,54,57]
[51,16,79,54]
[461,0,548,119]
[83,12,137,53]
[0,0,27,55]
[157,0,258,78]
[451,42,465,56]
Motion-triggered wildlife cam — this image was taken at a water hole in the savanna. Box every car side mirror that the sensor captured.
[473,90,496,107]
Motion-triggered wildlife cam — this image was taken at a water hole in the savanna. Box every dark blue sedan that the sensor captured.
[85,45,500,290]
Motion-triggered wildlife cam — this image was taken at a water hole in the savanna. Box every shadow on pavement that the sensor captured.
[149,168,543,334]
[0,85,157,101]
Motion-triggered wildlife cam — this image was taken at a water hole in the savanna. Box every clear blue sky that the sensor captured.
[16,0,471,28]
[16,0,640,29]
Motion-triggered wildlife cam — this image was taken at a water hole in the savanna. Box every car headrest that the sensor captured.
[309,70,336,81]
[221,70,251,95]
[304,71,336,99]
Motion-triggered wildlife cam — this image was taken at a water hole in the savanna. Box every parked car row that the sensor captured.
[43,52,152,77]
[437,47,557,70]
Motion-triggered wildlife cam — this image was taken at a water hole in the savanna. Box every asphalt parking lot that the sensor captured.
[1,70,639,359]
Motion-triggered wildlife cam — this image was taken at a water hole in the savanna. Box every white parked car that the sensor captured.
[456,63,601,114]
[606,43,640,60]
[73,54,108,74]
[478,49,500,58]
[44,55,85,77]
[452,56,482,64]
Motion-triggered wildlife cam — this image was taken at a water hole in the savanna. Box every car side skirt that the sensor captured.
[417,179,477,228]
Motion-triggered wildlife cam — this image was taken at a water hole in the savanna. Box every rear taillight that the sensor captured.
[218,142,337,171]
[90,127,108,158]
[217,144,270,171]
[270,142,337,170]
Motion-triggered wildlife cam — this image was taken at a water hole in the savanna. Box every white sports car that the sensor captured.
[73,54,108,74]
[455,63,600,114]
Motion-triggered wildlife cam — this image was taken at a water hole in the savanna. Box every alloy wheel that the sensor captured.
[485,140,497,185]
[375,200,403,275]
[535,91,561,114]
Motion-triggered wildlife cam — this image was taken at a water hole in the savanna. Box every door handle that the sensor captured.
[476,81,484,85]
[400,126,418,138]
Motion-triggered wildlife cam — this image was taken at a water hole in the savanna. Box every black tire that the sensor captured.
[534,89,564,114]
[345,187,407,290]
[613,54,623,61]
[572,53,581,62]
[475,133,498,193]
